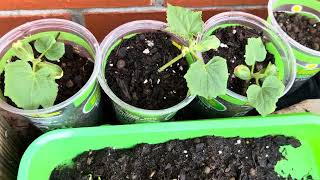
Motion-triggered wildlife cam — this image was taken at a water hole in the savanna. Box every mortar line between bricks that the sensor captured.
[0,9,70,16]
[152,0,165,6]
[82,5,266,13]
[68,9,86,26]
[0,4,267,15]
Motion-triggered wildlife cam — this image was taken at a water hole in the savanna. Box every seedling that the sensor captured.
[4,33,65,110]
[158,5,229,99]
[234,37,285,116]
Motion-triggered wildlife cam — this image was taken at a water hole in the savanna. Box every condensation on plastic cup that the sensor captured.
[192,11,296,118]
[0,19,103,131]
[268,0,320,91]
[98,20,196,123]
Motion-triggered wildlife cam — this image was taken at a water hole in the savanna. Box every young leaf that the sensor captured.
[184,56,228,99]
[264,63,278,77]
[4,61,58,109]
[245,37,267,66]
[166,4,204,40]
[193,35,220,52]
[36,62,63,79]
[44,42,65,61]
[34,36,56,53]
[12,41,34,61]
[234,65,251,80]
[34,36,65,61]
[246,76,284,116]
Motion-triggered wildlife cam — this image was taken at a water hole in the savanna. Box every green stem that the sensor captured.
[250,63,255,75]
[158,53,184,72]
[255,77,260,86]
[190,50,202,62]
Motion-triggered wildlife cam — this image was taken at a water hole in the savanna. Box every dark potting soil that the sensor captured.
[203,26,275,96]
[0,43,94,107]
[274,12,320,51]
[105,31,189,110]
[50,135,304,180]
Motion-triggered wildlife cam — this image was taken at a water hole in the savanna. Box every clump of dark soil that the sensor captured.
[0,43,94,107]
[54,44,94,104]
[274,12,320,51]
[203,26,275,96]
[50,135,302,180]
[105,31,188,110]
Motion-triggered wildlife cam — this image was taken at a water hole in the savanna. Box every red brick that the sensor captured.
[85,11,166,42]
[0,0,151,10]
[85,8,267,42]
[165,0,267,7]
[0,13,71,37]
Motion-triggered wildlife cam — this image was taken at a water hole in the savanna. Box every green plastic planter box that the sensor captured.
[18,113,320,180]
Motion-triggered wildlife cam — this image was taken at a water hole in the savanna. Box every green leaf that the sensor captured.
[12,41,34,61]
[184,56,228,99]
[264,62,278,77]
[245,37,267,66]
[45,42,65,61]
[34,36,56,53]
[34,36,65,61]
[247,76,285,116]
[36,62,63,79]
[4,61,58,109]
[234,65,251,80]
[166,4,204,40]
[193,35,220,52]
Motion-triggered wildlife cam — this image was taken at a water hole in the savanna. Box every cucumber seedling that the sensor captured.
[158,5,229,99]
[4,33,65,110]
[233,37,285,116]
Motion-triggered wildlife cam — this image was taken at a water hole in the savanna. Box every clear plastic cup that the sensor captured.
[268,0,320,92]
[0,19,103,131]
[98,20,196,123]
[192,11,296,118]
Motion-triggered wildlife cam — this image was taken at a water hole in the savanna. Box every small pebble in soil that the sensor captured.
[143,48,150,54]
[116,59,126,69]
[66,80,74,88]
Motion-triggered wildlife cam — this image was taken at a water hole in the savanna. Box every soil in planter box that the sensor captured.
[274,12,320,51]
[0,43,94,107]
[203,26,276,96]
[50,135,306,180]
[105,31,188,110]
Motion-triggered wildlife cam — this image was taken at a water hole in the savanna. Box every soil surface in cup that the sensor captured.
[274,12,320,51]
[50,135,305,180]
[203,26,276,96]
[0,43,94,107]
[105,31,188,110]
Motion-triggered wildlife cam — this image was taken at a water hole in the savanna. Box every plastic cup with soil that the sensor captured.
[192,12,296,118]
[0,19,103,131]
[268,0,320,92]
[98,20,196,123]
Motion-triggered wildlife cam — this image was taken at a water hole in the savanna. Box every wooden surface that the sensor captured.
[275,99,320,115]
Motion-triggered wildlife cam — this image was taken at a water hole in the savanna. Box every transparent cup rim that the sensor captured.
[0,19,101,115]
[268,0,320,57]
[204,11,296,102]
[98,20,196,116]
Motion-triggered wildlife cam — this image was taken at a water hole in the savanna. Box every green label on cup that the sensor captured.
[83,84,101,114]
[296,63,320,79]
[203,98,227,111]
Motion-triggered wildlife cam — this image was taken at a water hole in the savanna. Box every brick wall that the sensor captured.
[0,0,268,42]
